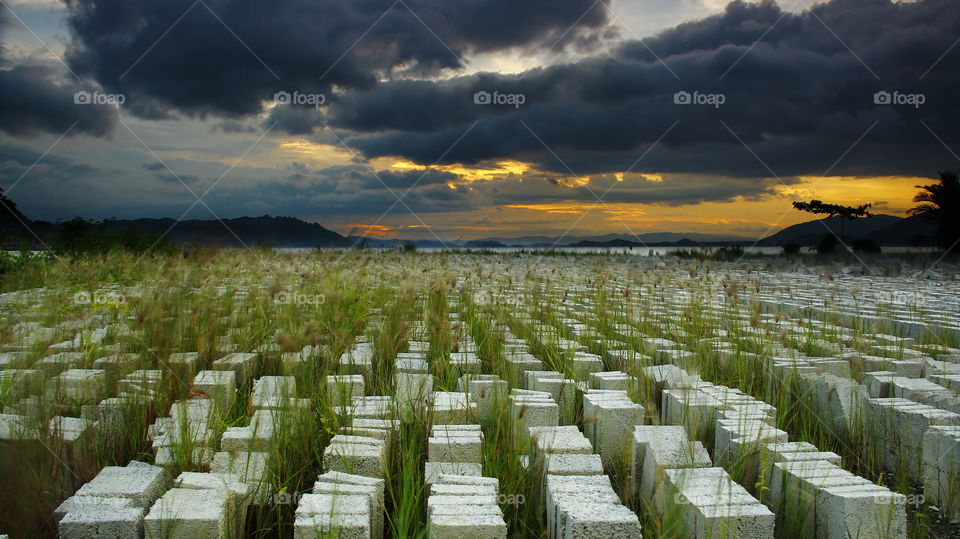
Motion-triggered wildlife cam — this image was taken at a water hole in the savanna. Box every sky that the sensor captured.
[0,0,958,241]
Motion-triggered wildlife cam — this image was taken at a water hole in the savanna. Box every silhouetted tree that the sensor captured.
[0,188,36,244]
[909,170,960,253]
[816,233,837,255]
[792,199,873,244]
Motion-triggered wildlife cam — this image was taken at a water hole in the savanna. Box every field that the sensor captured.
[1,249,959,538]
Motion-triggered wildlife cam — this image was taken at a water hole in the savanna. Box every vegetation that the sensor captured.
[0,250,954,537]
[57,217,179,256]
[909,170,960,253]
[792,199,873,244]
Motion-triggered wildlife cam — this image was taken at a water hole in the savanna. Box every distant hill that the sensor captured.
[463,240,507,248]
[99,216,347,247]
[864,215,938,246]
[569,238,702,248]
[472,231,752,247]
[760,214,936,246]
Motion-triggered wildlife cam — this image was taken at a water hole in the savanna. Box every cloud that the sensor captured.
[212,120,258,133]
[319,0,960,180]
[0,62,117,137]
[63,0,613,119]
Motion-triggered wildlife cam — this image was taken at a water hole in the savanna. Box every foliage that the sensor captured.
[57,217,179,256]
[815,233,837,255]
[782,242,802,256]
[793,199,873,246]
[0,246,56,290]
[851,238,882,254]
[792,200,873,219]
[909,170,960,252]
[673,245,756,261]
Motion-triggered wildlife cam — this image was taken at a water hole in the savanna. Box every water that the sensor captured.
[383,246,940,256]
[283,246,941,255]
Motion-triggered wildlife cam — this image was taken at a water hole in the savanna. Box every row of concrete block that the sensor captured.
[295,472,386,539]
[55,460,254,539]
[648,363,912,537]
[425,418,506,538]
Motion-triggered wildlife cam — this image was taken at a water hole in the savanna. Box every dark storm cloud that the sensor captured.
[0,3,118,137]
[0,63,117,137]
[325,0,960,179]
[62,0,612,119]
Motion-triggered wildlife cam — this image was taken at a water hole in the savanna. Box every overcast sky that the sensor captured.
[1,0,956,240]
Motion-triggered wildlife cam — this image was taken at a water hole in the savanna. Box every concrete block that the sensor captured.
[923,425,960,523]
[211,352,256,380]
[429,427,483,463]
[583,391,644,467]
[143,487,231,539]
[431,392,478,425]
[395,373,433,420]
[428,513,507,538]
[190,370,236,412]
[59,504,145,539]
[210,451,271,504]
[543,453,603,476]
[327,375,365,406]
[424,462,483,487]
[324,435,387,479]
[76,461,170,508]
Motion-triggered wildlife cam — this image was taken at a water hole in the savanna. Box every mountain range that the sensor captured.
[0,212,939,249]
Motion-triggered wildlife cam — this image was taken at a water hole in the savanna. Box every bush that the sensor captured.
[815,234,837,255]
[673,245,753,261]
[58,217,178,256]
[851,238,881,254]
[782,242,801,256]
[0,247,56,291]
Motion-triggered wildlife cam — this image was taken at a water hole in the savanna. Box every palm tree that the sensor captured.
[909,171,960,252]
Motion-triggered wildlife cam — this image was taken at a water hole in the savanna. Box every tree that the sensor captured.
[792,199,873,244]
[908,170,960,253]
[0,188,30,226]
[0,187,35,244]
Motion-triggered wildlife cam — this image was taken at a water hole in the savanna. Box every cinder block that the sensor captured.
[530,426,594,461]
[210,451,271,504]
[190,370,236,411]
[583,391,644,466]
[323,436,387,479]
[211,352,256,380]
[424,462,482,487]
[327,375,365,406]
[428,513,507,538]
[75,461,170,508]
[815,484,907,539]
[640,434,711,502]
[429,429,483,463]
[315,471,386,539]
[59,504,145,539]
[395,373,433,420]
[294,493,370,539]
[144,488,231,539]
[174,472,252,539]
[543,453,604,476]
